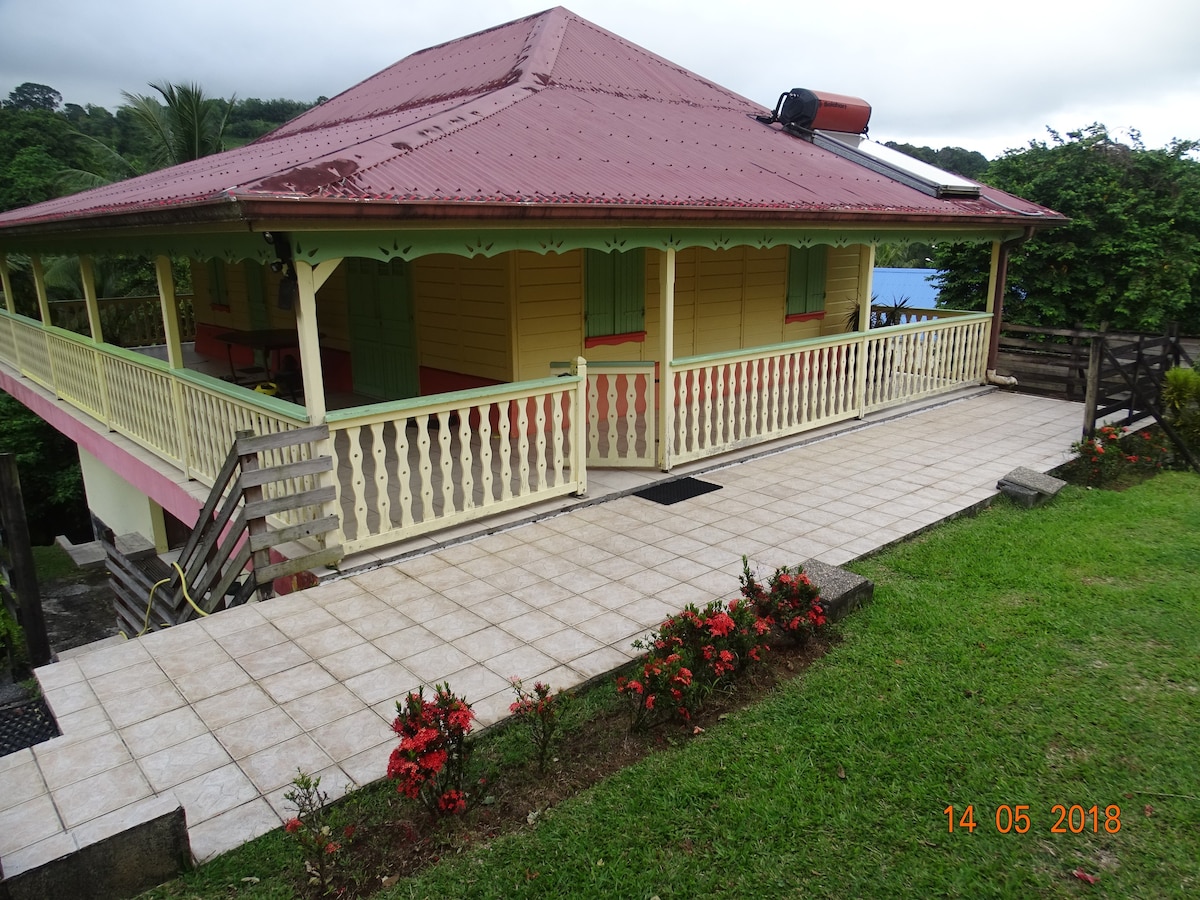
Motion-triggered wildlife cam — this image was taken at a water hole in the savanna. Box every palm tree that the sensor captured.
[121,81,234,169]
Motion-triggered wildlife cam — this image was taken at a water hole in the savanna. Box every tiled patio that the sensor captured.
[0,389,1088,876]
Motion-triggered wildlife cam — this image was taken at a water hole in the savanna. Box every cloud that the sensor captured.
[1,0,1196,158]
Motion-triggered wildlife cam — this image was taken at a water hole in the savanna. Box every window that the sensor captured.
[585,248,645,346]
[786,245,827,322]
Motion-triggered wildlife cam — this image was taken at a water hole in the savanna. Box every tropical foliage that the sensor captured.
[933,125,1200,333]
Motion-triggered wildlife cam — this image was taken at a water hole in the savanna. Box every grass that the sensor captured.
[31,542,83,583]
[141,472,1200,899]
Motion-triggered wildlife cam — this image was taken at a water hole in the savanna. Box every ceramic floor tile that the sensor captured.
[533,629,604,663]
[154,639,233,680]
[308,708,392,762]
[283,683,366,730]
[500,609,570,641]
[75,640,153,679]
[56,760,153,829]
[239,734,335,794]
[0,758,46,813]
[218,622,288,659]
[259,660,339,704]
[325,592,391,624]
[319,644,394,681]
[169,762,261,825]
[216,706,301,760]
[32,658,84,691]
[139,732,232,792]
[347,608,415,640]
[403,645,475,682]
[237,641,313,680]
[42,679,101,718]
[344,661,420,706]
[294,624,363,660]
[175,658,253,703]
[372,625,444,660]
[0,793,64,857]
[193,682,276,730]
[454,626,525,663]
[484,646,560,683]
[187,798,282,863]
[273,606,341,639]
[35,731,131,791]
[105,681,186,729]
[120,705,207,758]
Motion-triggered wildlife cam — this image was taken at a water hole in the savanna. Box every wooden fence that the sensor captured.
[108,424,341,637]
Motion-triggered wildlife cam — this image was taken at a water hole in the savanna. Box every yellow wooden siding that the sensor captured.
[413,254,512,382]
[513,250,582,380]
[819,245,863,337]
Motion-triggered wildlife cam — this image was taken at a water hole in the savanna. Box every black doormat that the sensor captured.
[0,695,60,757]
[633,477,723,506]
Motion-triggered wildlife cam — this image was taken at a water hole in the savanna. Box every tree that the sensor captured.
[0,392,89,544]
[120,81,234,169]
[933,125,1200,333]
[5,82,62,112]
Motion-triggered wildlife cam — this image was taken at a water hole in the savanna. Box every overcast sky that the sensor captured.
[1,0,1197,159]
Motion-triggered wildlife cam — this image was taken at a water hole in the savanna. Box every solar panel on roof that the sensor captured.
[811,131,982,199]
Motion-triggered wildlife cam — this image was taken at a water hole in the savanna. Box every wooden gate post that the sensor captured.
[1081,322,1108,439]
[0,454,51,668]
[235,430,275,602]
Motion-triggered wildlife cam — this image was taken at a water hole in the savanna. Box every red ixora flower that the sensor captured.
[706,611,736,637]
[285,817,302,834]
[438,790,467,814]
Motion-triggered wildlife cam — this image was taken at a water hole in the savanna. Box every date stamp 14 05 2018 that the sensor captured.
[944,804,1122,834]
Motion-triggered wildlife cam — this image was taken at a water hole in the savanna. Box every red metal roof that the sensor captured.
[0,7,1063,232]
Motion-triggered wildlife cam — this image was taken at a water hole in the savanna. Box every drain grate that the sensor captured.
[0,695,60,757]
[633,477,723,506]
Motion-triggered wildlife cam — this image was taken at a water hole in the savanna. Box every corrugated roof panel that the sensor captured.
[0,6,1063,232]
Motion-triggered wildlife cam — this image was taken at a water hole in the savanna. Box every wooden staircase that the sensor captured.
[105,424,343,636]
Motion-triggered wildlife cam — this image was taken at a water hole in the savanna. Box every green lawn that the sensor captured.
[144,472,1200,899]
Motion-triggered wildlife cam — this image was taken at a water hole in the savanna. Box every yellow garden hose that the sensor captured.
[124,562,209,639]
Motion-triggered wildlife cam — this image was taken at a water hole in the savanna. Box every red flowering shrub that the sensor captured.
[740,558,827,646]
[619,597,765,728]
[509,678,567,773]
[282,770,351,892]
[388,683,475,816]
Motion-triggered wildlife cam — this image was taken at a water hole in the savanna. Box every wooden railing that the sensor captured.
[0,310,306,488]
[328,365,588,554]
[861,314,990,412]
[49,295,197,346]
[669,335,860,466]
[551,360,657,468]
[667,312,991,466]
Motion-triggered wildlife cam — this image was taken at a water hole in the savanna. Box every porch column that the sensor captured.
[854,244,875,418]
[154,256,184,369]
[30,255,51,324]
[155,256,191,477]
[80,256,104,343]
[293,259,334,426]
[983,239,1003,375]
[0,254,15,313]
[657,247,676,471]
[0,255,24,371]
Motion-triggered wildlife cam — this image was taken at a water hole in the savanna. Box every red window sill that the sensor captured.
[585,331,646,348]
[785,311,825,324]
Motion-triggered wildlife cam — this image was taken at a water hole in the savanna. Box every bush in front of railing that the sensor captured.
[387,682,476,817]
[617,562,828,730]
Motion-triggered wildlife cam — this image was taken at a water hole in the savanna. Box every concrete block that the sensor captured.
[997,466,1067,508]
[800,559,873,622]
[0,802,190,900]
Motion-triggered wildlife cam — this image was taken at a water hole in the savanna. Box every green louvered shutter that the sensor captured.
[787,246,827,316]
[586,249,645,338]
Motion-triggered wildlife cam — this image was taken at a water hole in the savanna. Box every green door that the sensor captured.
[347,258,419,401]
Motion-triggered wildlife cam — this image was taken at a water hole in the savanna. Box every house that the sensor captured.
[0,7,1064,567]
